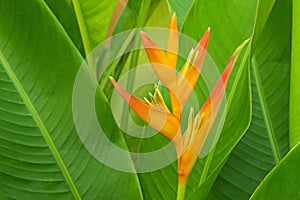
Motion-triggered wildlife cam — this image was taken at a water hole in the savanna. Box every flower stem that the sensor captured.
[177,181,187,200]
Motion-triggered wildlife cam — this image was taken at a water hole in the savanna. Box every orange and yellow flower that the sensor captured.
[109,13,247,199]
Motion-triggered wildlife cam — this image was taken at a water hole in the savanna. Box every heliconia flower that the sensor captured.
[109,13,248,199]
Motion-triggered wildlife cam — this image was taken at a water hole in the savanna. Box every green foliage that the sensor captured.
[71,0,117,54]
[211,0,291,199]
[0,0,141,199]
[44,0,84,55]
[0,0,297,199]
[250,142,300,199]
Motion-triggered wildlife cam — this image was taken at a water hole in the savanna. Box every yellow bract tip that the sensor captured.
[232,38,251,58]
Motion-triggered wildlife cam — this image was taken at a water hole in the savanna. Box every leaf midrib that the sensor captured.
[251,57,281,163]
[249,0,281,164]
[71,0,92,55]
[0,50,81,200]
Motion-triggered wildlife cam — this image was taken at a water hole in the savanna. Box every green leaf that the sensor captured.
[0,0,142,199]
[250,142,300,199]
[114,0,171,35]
[211,0,291,198]
[290,0,300,147]
[71,0,118,54]
[113,0,140,34]
[251,0,275,46]
[44,0,85,55]
[145,0,171,28]
[181,0,256,68]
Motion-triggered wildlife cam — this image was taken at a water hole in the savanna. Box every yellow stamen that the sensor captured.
[154,85,170,112]
[148,92,157,104]
[144,97,153,106]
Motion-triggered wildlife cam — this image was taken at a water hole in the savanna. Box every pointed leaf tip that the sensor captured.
[232,38,250,59]
[219,38,250,88]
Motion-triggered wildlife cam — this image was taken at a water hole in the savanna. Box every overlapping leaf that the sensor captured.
[211,0,291,198]
[71,0,118,54]
[44,0,84,55]
[0,1,142,199]
[250,142,300,199]
[168,0,193,29]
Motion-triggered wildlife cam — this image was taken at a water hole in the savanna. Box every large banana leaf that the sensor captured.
[0,0,142,199]
[290,0,300,147]
[250,142,300,199]
[211,0,291,199]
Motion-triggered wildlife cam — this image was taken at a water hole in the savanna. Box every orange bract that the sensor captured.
[109,77,180,141]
